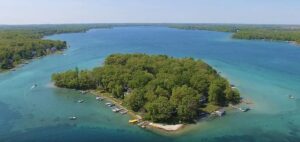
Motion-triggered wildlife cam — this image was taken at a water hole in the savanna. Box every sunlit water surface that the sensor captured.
[1,26,300,142]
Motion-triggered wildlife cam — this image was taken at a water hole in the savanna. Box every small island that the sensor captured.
[52,54,240,131]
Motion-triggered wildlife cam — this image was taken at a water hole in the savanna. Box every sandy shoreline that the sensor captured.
[148,123,184,131]
[89,90,185,132]
[87,90,251,134]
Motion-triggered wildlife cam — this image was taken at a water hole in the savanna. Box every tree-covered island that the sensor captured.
[52,54,240,123]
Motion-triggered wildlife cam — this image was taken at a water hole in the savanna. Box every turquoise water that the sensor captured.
[1,26,300,142]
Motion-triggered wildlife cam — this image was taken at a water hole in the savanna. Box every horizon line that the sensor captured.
[1,22,300,26]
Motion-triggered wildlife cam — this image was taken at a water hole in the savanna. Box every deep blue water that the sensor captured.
[0,26,300,142]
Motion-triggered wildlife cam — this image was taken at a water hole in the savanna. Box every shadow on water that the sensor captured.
[1,124,172,142]
[202,131,299,142]
[0,101,22,137]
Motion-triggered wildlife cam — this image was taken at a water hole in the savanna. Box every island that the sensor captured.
[51,54,240,131]
[0,24,112,71]
[169,24,300,44]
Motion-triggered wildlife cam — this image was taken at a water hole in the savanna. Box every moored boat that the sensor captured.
[69,116,77,120]
[129,119,139,123]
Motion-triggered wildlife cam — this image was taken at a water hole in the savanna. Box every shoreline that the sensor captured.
[89,90,186,133]
[88,89,251,134]
[0,50,66,74]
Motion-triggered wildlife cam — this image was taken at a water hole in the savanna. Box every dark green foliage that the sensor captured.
[208,79,227,106]
[233,29,300,43]
[52,68,96,90]
[170,86,200,122]
[124,89,145,112]
[52,54,240,123]
[145,96,174,122]
[0,24,112,70]
[170,24,300,44]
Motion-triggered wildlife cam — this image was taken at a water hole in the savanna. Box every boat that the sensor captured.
[112,107,122,112]
[69,116,77,120]
[120,110,128,115]
[230,84,236,89]
[137,121,145,126]
[80,90,88,94]
[215,109,225,117]
[77,100,84,103]
[31,84,38,89]
[105,102,115,107]
[129,119,139,123]
[289,95,295,99]
[96,96,103,101]
[239,107,250,112]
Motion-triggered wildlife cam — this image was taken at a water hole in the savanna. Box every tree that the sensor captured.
[124,89,145,112]
[145,96,173,122]
[112,84,124,98]
[225,88,240,104]
[170,85,197,107]
[190,73,209,95]
[177,95,199,122]
[208,79,226,105]
[169,86,199,122]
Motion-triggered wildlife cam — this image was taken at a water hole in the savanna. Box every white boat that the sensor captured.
[31,84,38,89]
[69,116,77,120]
[120,110,128,115]
[106,103,115,107]
[96,96,103,101]
[77,100,84,103]
[289,95,295,99]
[112,107,122,112]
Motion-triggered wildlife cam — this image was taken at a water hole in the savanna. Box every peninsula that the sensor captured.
[0,24,111,71]
[52,54,240,131]
[169,24,300,44]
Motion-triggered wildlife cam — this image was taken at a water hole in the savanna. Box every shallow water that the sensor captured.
[1,26,300,142]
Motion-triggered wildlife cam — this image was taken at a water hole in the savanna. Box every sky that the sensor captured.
[0,0,299,25]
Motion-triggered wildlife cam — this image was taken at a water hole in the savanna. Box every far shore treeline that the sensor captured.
[0,24,112,70]
[52,54,240,123]
[2,23,300,71]
[169,24,300,44]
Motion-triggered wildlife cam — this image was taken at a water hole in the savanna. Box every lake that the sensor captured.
[0,26,300,142]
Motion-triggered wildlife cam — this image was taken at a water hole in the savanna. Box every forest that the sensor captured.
[52,54,240,123]
[0,24,112,70]
[170,24,300,44]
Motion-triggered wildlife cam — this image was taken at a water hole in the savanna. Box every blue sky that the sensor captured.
[0,0,299,25]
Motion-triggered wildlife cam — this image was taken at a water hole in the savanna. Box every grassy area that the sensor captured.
[201,104,220,113]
